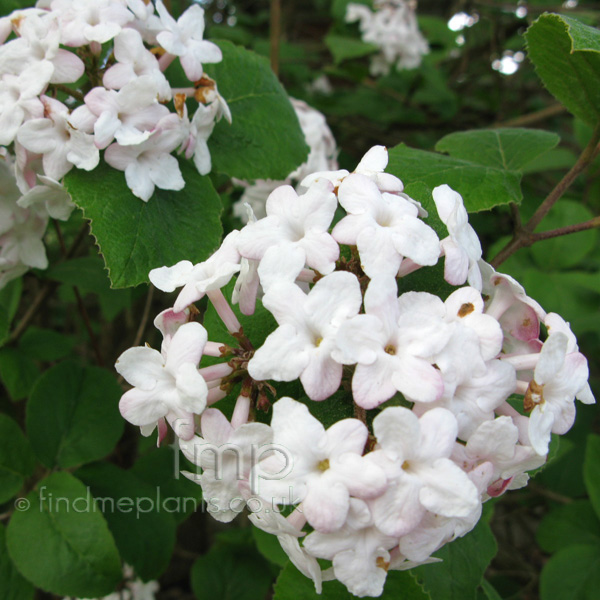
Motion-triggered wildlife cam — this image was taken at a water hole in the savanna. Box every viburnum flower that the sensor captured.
[52,0,134,47]
[253,398,386,532]
[115,321,209,440]
[0,11,84,84]
[0,62,49,145]
[17,174,75,221]
[432,184,483,290]
[103,28,171,101]
[451,416,545,498]
[303,498,398,598]
[236,178,339,275]
[523,332,591,455]
[249,508,323,593]
[149,230,241,312]
[104,114,186,201]
[17,96,99,180]
[334,277,449,408]
[332,173,439,278]
[180,408,273,522]
[77,76,170,149]
[155,0,222,82]
[248,272,362,400]
[368,407,479,537]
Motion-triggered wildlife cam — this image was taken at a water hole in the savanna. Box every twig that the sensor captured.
[494,104,566,129]
[531,217,600,242]
[490,124,600,267]
[528,482,573,504]
[132,286,155,349]
[270,0,281,77]
[53,221,104,366]
[49,83,85,103]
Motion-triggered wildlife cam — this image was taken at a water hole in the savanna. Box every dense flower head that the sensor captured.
[0,0,231,288]
[116,146,595,597]
[346,0,429,76]
[0,0,230,204]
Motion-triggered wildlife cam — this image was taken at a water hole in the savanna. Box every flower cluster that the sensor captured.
[0,149,73,288]
[0,0,230,203]
[346,0,429,75]
[233,98,338,222]
[115,146,595,597]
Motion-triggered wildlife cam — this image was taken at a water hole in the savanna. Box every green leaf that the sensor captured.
[584,434,600,520]
[190,528,274,600]
[130,445,203,524]
[0,414,36,503]
[526,14,600,125]
[521,147,577,174]
[48,255,112,293]
[435,129,560,172]
[537,500,600,553]
[64,160,223,288]
[76,462,176,582]
[530,200,598,270]
[273,562,431,599]
[18,327,75,361]
[540,543,600,600]
[0,523,34,600]
[205,40,309,181]
[6,471,122,597]
[0,348,39,401]
[389,129,560,212]
[413,507,498,600]
[325,33,378,64]
[27,361,124,469]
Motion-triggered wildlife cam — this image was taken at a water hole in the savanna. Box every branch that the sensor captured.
[527,124,600,232]
[53,221,104,366]
[494,103,566,128]
[270,0,281,77]
[531,216,600,242]
[490,124,600,267]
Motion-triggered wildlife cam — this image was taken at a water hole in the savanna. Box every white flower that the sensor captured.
[104,114,186,201]
[248,272,362,400]
[103,28,171,101]
[369,407,479,537]
[17,175,75,221]
[252,397,386,532]
[115,321,209,440]
[179,408,273,522]
[53,0,133,46]
[524,332,591,455]
[333,173,439,278]
[17,96,99,180]
[155,0,222,81]
[303,499,398,598]
[0,62,49,146]
[334,277,449,408]
[433,184,482,290]
[149,230,241,312]
[346,0,429,75]
[236,178,339,275]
